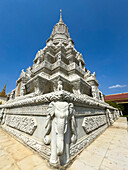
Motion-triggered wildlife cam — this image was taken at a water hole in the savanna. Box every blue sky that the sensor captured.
[0,0,128,95]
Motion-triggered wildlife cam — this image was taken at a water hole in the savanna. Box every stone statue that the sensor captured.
[101,92,104,101]
[36,57,41,65]
[26,67,33,78]
[106,109,114,125]
[116,110,120,119]
[10,90,15,100]
[91,87,97,99]
[72,83,81,95]
[92,72,96,77]
[84,70,91,79]
[113,110,117,120]
[20,84,26,96]
[57,81,63,91]
[44,101,77,165]
[0,108,6,125]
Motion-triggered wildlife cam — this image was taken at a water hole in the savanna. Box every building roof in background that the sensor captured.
[105,93,128,104]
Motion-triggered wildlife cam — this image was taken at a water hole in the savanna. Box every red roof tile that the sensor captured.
[105,93,128,102]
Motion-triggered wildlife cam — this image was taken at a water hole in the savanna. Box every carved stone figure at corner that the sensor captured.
[106,109,114,125]
[20,84,26,96]
[116,110,120,119]
[0,108,6,125]
[10,90,15,100]
[44,101,77,166]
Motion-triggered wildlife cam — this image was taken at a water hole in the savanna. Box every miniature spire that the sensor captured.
[0,84,7,97]
[59,9,63,23]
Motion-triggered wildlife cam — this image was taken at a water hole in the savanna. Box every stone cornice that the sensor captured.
[0,90,114,110]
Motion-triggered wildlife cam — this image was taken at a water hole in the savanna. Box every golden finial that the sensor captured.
[59,9,63,23]
[0,84,7,97]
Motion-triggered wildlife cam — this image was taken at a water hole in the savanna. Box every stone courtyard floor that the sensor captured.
[0,117,128,170]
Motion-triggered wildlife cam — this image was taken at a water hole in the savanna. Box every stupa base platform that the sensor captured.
[0,117,127,170]
[0,91,120,166]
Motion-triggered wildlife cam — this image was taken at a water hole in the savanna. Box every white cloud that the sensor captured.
[108,84,127,89]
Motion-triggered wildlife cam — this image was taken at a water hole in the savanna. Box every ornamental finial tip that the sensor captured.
[60,9,62,17]
[59,9,63,23]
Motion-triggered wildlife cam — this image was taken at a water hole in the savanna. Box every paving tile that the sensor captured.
[85,145,107,157]
[100,157,128,170]
[6,143,33,161]
[0,144,3,150]
[68,159,96,170]
[0,138,10,143]
[32,163,51,170]
[0,140,14,147]
[107,144,128,157]
[17,154,45,170]
[1,163,20,170]
[105,151,128,165]
[99,165,112,170]
[0,154,15,169]
[78,151,104,169]
[0,150,8,156]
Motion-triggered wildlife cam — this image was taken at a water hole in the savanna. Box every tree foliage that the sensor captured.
[105,101,124,111]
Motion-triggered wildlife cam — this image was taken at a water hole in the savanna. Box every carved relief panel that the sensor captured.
[6,115,37,135]
[82,115,106,134]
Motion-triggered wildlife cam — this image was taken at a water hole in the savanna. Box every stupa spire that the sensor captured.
[59,9,63,23]
[47,9,71,43]
[0,84,7,97]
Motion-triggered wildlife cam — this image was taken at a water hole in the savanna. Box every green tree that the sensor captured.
[105,101,124,111]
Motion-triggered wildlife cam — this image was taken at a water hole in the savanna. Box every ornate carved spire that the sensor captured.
[59,9,63,23]
[47,9,71,43]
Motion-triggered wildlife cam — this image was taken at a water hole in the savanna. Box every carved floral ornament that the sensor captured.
[43,101,77,165]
